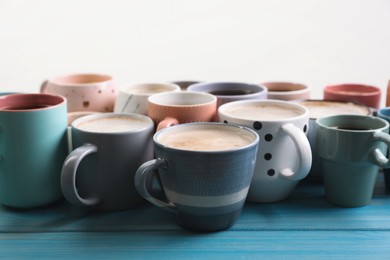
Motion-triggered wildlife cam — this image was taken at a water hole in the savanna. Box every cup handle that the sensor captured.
[40,79,48,93]
[279,123,312,181]
[370,131,390,168]
[157,117,179,132]
[61,143,100,206]
[134,158,176,212]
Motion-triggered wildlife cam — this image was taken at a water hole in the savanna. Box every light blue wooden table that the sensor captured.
[1,175,390,259]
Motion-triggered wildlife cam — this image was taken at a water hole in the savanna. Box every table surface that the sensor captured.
[1,174,390,259]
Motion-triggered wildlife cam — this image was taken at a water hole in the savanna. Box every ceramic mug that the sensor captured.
[114,82,180,115]
[218,99,312,203]
[61,113,154,210]
[316,115,390,207]
[297,100,371,182]
[377,107,390,191]
[135,123,259,232]
[323,83,381,109]
[0,93,68,208]
[41,73,118,112]
[261,81,310,101]
[148,91,217,131]
[187,82,268,108]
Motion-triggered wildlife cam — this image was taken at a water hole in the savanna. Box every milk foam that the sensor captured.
[158,128,254,151]
[223,103,303,120]
[299,101,369,119]
[77,116,150,133]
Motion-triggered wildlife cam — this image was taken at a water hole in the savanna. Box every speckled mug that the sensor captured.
[41,73,118,112]
[135,123,259,232]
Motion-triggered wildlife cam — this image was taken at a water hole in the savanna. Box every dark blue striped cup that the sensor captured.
[135,123,259,232]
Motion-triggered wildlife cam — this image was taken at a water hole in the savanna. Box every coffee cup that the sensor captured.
[148,91,217,131]
[323,83,381,109]
[377,107,390,191]
[218,100,311,203]
[261,81,310,101]
[316,115,390,207]
[187,82,267,108]
[61,113,154,210]
[135,122,259,231]
[41,73,118,112]
[0,93,68,208]
[114,82,181,115]
[171,81,201,90]
[298,100,371,182]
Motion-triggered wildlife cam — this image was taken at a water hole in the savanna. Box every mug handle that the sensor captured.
[279,123,312,181]
[370,131,390,168]
[157,117,179,132]
[40,79,48,93]
[134,158,176,213]
[61,143,100,207]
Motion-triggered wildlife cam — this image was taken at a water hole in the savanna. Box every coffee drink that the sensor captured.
[76,116,150,133]
[157,126,255,151]
[222,103,303,120]
[0,104,51,110]
[298,100,370,119]
[208,89,256,96]
[126,84,178,94]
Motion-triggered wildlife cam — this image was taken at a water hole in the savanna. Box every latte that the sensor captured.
[298,100,370,119]
[76,116,150,133]
[221,103,303,120]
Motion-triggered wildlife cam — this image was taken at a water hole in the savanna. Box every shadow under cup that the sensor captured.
[135,123,259,232]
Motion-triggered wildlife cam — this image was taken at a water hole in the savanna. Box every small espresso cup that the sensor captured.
[298,100,371,182]
[61,113,154,210]
[148,91,217,131]
[187,82,267,108]
[219,100,312,203]
[316,115,390,207]
[0,93,68,208]
[261,81,310,101]
[114,82,181,115]
[323,83,381,109]
[377,107,390,191]
[41,73,118,112]
[135,123,259,232]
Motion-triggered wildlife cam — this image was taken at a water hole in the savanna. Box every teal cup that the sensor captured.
[0,93,68,208]
[316,115,390,207]
[378,107,390,191]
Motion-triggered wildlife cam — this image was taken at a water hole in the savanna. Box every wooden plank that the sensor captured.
[1,231,390,259]
[0,178,389,233]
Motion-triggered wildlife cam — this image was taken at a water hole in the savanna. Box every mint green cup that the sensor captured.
[316,115,390,207]
[0,93,68,208]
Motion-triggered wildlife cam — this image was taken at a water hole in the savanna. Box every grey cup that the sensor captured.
[61,113,154,210]
[135,123,259,232]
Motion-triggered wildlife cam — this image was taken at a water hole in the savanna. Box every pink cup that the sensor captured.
[323,83,381,109]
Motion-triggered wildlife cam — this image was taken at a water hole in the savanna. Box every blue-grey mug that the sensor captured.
[135,123,259,232]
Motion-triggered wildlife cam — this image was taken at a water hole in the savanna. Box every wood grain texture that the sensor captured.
[0,174,389,258]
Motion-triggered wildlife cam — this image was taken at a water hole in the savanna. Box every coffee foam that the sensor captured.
[158,127,254,151]
[126,85,175,95]
[299,101,369,119]
[76,116,150,133]
[222,103,303,120]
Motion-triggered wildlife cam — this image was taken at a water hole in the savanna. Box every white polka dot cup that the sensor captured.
[135,123,259,232]
[218,100,312,203]
[41,73,117,113]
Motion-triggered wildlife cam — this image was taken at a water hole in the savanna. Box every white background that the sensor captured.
[0,0,389,104]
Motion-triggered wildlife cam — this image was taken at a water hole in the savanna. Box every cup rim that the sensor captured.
[218,99,309,122]
[49,73,113,86]
[0,93,66,112]
[261,81,310,95]
[119,82,181,96]
[187,82,267,98]
[154,122,259,154]
[316,114,389,132]
[71,112,154,134]
[148,91,217,107]
[324,83,381,96]
[297,99,371,119]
